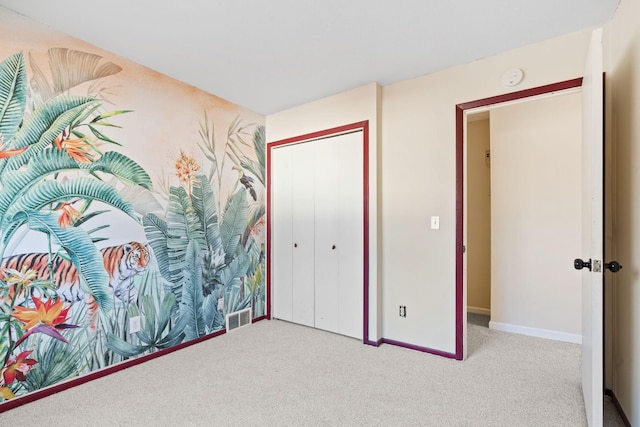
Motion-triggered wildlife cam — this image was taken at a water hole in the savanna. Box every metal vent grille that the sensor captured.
[225,307,252,332]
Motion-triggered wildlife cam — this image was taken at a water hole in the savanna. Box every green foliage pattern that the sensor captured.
[0,47,265,405]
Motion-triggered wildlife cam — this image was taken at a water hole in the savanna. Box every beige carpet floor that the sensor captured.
[0,317,626,426]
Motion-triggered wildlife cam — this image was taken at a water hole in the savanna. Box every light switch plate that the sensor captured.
[217,297,224,310]
[430,216,440,230]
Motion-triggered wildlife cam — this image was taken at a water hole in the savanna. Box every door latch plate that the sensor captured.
[592,260,602,273]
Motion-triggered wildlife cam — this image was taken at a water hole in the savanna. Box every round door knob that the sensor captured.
[574,258,592,271]
[605,261,622,273]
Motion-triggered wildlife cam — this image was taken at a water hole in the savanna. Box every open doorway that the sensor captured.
[466,113,491,330]
[458,79,584,359]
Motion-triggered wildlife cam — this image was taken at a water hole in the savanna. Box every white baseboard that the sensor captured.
[467,306,491,316]
[488,321,582,344]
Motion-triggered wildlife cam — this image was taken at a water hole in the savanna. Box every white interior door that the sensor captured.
[335,133,364,339]
[271,145,294,322]
[291,142,316,327]
[580,27,604,427]
[272,131,364,339]
[315,131,364,338]
[314,136,341,333]
[271,142,316,326]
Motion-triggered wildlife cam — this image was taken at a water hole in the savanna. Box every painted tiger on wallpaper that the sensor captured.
[0,242,151,331]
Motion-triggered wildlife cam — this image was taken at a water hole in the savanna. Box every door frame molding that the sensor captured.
[266,121,370,342]
[455,78,583,360]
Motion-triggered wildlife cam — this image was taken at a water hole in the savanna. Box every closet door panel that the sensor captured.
[291,142,316,327]
[271,146,293,321]
[314,136,341,334]
[271,129,364,338]
[336,132,364,339]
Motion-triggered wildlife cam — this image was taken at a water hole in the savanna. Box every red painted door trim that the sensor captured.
[455,78,583,360]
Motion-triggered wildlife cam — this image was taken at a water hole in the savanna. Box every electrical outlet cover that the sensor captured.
[217,297,224,310]
[129,316,141,333]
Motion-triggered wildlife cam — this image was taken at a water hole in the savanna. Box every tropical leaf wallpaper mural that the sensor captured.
[0,10,265,404]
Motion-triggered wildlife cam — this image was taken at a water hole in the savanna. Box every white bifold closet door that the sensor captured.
[272,131,363,339]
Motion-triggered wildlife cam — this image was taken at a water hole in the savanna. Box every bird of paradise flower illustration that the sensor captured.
[0,49,152,399]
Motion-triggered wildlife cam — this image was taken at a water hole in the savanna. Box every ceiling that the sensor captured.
[0,0,620,115]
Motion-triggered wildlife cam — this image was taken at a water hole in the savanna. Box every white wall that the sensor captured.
[608,0,640,422]
[489,93,582,342]
[467,119,491,314]
[266,82,382,341]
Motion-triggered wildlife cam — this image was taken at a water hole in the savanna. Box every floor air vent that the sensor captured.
[226,307,252,332]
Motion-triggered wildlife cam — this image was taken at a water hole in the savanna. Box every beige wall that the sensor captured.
[266,82,382,341]
[466,119,491,314]
[264,9,639,419]
[267,30,593,354]
[380,30,592,352]
[609,0,640,422]
[489,93,582,340]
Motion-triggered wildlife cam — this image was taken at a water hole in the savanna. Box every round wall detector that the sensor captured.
[501,68,524,87]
